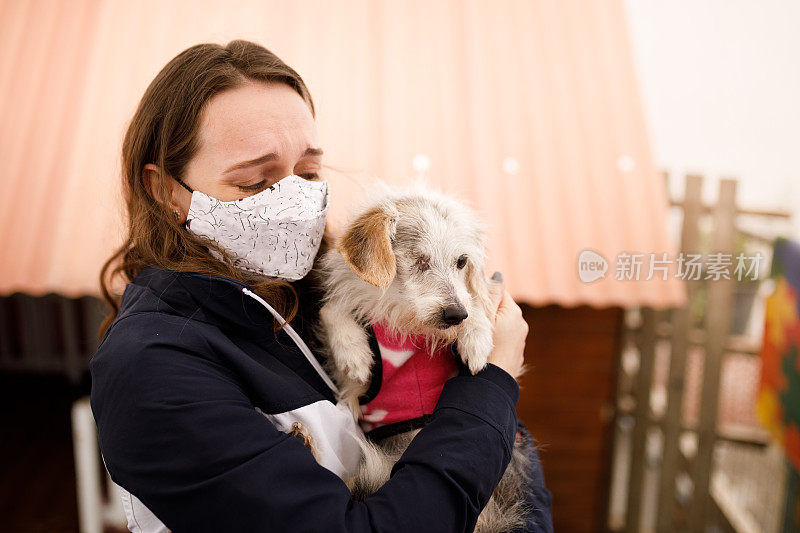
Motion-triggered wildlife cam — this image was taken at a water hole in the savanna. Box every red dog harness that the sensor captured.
[358,321,459,439]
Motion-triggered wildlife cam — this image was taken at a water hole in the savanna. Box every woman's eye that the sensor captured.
[456,255,468,270]
[236,172,319,192]
[236,180,269,192]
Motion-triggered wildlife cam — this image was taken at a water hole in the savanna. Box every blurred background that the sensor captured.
[0,0,798,531]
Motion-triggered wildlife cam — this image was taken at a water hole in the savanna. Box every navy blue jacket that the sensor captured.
[90,265,552,532]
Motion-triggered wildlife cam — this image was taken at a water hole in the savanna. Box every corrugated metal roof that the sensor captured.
[0,0,685,308]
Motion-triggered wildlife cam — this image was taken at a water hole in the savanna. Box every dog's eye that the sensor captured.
[456,255,468,270]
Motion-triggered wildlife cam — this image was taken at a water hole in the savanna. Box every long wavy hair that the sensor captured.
[99,40,327,338]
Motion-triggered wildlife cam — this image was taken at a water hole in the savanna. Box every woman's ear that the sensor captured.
[142,164,189,222]
[337,205,397,288]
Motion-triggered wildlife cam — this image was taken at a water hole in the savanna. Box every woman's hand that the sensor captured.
[486,272,528,379]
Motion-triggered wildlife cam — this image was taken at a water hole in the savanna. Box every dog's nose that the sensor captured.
[441,304,468,326]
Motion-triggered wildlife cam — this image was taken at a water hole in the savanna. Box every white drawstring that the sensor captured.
[242,287,340,395]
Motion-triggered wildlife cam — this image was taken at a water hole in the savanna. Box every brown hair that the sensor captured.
[99,40,323,338]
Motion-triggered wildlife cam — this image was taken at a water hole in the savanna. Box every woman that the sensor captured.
[90,40,552,533]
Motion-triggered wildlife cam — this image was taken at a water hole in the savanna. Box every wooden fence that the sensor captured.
[609,173,792,532]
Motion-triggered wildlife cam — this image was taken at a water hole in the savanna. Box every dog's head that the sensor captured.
[336,187,490,337]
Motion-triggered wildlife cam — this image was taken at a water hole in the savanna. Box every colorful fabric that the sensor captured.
[758,238,800,471]
[359,322,460,433]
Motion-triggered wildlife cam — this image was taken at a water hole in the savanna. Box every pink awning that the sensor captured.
[0,0,685,308]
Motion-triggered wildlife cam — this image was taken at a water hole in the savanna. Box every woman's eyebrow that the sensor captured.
[223,152,278,174]
[222,147,323,174]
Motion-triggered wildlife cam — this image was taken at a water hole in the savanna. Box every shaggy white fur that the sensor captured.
[318,182,494,413]
[316,182,532,532]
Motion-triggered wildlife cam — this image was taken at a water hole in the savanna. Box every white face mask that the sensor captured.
[177,175,329,280]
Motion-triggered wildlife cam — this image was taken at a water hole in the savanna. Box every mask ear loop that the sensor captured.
[169,176,194,228]
[172,175,194,193]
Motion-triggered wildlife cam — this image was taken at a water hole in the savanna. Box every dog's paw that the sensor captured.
[343,361,372,385]
[458,305,494,374]
[463,350,489,375]
[320,303,375,386]
[339,343,374,385]
[457,327,492,375]
[286,422,320,462]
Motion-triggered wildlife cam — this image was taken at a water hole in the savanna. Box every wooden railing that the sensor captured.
[609,173,791,532]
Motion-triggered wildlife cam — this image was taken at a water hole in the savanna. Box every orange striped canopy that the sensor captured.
[0,0,684,309]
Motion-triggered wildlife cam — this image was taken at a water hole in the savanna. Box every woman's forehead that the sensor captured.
[196,81,318,163]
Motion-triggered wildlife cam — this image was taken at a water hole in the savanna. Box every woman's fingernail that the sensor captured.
[491,271,503,283]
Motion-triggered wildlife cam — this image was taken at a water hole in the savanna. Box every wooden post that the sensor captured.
[625,307,657,532]
[72,398,103,533]
[656,174,703,532]
[688,179,738,531]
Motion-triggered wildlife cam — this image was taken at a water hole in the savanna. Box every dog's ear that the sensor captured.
[337,205,397,288]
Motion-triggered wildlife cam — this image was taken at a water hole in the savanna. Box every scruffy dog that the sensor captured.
[317,184,532,532]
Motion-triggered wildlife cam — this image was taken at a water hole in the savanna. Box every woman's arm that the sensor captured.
[91,313,520,533]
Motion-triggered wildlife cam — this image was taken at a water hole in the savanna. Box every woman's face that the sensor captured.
[153,81,322,219]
